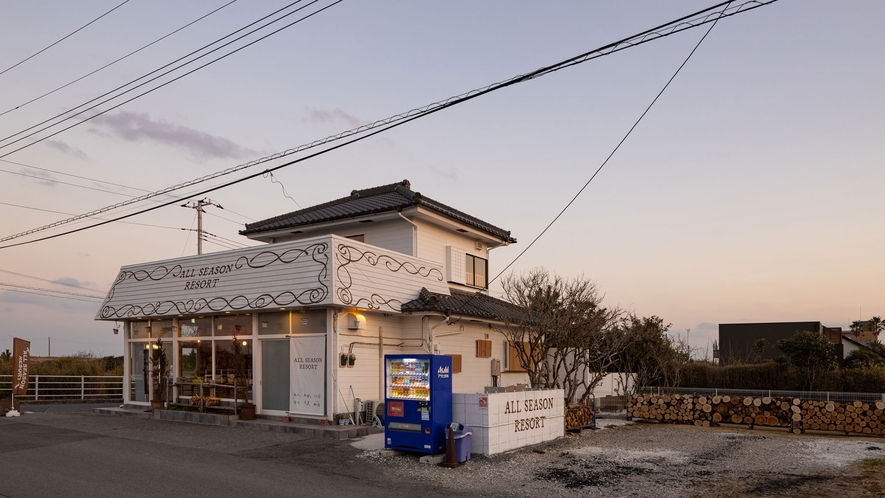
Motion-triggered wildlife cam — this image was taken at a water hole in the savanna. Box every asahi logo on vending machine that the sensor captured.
[437,365,450,379]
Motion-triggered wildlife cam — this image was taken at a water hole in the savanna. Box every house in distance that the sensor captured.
[718,321,878,366]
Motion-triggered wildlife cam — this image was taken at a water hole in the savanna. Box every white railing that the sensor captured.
[0,375,124,401]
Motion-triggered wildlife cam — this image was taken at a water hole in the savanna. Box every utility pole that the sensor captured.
[181,198,223,255]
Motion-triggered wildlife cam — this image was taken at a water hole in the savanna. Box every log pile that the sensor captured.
[565,404,595,430]
[801,400,885,435]
[627,394,811,433]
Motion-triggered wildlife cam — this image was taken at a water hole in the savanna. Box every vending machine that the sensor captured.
[384,354,452,454]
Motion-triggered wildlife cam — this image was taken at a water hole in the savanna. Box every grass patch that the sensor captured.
[861,458,885,470]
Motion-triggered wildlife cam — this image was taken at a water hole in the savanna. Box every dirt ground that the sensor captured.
[363,418,885,497]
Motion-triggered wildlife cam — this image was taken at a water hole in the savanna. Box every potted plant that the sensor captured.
[150,338,170,411]
[231,337,255,420]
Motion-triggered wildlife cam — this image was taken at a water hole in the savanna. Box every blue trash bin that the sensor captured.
[446,422,472,462]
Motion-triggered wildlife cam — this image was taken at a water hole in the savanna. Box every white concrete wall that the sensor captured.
[453,389,564,455]
[585,372,634,398]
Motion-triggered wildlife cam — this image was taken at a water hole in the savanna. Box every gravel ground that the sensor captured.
[357,415,885,497]
[9,408,885,497]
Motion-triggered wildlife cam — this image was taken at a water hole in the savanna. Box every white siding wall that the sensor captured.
[331,236,448,312]
[433,323,529,393]
[272,219,415,255]
[364,219,415,256]
[334,312,421,414]
[414,219,486,266]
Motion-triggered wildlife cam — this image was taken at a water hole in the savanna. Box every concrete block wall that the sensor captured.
[452,389,564,456]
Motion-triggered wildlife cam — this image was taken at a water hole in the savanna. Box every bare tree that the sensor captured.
[613,316,692,395]
[494,268,623,404]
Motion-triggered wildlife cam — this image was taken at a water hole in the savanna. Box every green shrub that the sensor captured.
[679,362,885,392]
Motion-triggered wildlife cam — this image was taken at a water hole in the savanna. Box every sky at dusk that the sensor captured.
[0,0,882,357]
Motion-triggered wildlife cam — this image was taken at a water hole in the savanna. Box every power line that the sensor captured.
[264,171,302,208]
[0,167,148,198]
[0,0,777,250]
[447,1,736,327]
[0,200,193,231]
[490,1,734,287]
[0,286,105,304]
[0,158,157,194]
[0,0,132,77]
[1,0,767,245]
[0,0,238,118]
[0,282,104,300]
[0,0,334,154]
[205,210,255,227]
[180,211,198,257]
[0,268,105,293]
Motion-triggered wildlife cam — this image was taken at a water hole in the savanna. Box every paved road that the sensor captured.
[0,407,472,498]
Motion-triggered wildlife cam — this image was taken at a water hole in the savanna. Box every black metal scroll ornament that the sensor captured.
[334,244,444,312]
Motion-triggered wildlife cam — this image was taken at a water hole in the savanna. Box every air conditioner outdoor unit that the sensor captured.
[363,399,381,426]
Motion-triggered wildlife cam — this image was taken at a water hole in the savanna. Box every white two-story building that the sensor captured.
[96,179,531,420]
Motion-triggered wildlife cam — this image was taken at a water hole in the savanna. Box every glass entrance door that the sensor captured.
[260,339,290,411]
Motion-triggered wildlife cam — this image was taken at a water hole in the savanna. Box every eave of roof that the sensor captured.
[401,287,525,322]
[240,179,516,243]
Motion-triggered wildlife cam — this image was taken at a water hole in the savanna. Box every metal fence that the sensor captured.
[643,386,885,404]
[0,375,124,401]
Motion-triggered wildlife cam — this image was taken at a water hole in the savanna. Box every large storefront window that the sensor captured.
[216,314,251,336]
[214,339,252,380]
[258,310,326,335]
[130,319,174,339]
[180,317,212,337]
[173,315,254,401]
[259,312,289,335]
[178,340,211,379]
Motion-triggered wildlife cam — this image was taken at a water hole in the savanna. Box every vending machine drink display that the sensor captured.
[384,354,452,454]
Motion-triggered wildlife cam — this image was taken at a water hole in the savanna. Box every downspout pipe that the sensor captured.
[429,313,451,354]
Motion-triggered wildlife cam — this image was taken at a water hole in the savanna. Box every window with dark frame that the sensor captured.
[465,254,488,288]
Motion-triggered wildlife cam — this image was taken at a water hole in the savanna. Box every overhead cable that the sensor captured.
[491,1,735,286]
[0,0,778,250]
[1,158,158,193]
[0,0,238,117]
[0,282,104,299]
[0,268,105,293]
[0,0,338,155]
[0,0,132,77]
[0,286,106,304]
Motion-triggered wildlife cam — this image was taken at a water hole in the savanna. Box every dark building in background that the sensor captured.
[718,321,825,365]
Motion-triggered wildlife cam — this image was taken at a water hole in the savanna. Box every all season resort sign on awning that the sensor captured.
[95,235,449,320]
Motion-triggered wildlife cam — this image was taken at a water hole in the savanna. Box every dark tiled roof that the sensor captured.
[401,288,525,322]
[240,179,516,242]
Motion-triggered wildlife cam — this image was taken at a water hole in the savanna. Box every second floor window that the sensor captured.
[466,254,487,288]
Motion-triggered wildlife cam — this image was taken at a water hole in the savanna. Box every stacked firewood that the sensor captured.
[801,400,885,435]
[628,394,798,431]
[565,404,595,429]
